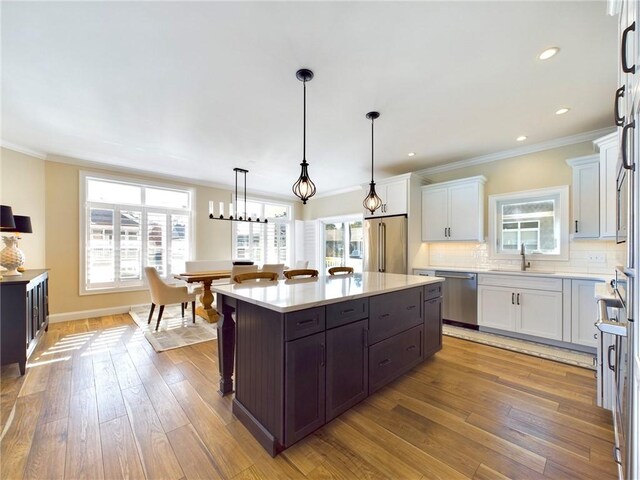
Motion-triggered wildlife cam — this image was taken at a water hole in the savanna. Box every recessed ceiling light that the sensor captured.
[407,152,416,157]
[516,135,527,142]
[538,47,560,60]
[555,107,570,115]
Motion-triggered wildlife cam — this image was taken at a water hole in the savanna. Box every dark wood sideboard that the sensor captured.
[224,281,443,456]
[0,269,49,374]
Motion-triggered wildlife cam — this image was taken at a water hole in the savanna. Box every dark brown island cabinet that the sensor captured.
[0,269,49,375]
[215,274,443,456]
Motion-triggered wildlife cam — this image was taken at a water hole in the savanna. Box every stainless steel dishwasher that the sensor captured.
[434,270,478,326]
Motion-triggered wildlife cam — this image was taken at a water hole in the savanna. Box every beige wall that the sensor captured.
[43,155,296,315]
[301,189,364,220]
[0,148,46,269]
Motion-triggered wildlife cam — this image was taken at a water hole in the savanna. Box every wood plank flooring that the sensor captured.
[0,314,617,480]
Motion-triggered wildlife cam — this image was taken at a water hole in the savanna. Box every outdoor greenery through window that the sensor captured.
[82,174,192,293]
[323,218,363,273]
[489,186,568,259]
[233,200,291,265]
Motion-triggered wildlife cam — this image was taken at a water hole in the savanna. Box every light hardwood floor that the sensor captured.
[0,314,617,480]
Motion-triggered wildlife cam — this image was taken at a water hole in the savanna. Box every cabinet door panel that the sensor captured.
[448,182,480,241]
[478,285,516,331]
[369,325,423,394]
[571,280,600,347]
[326,319,368,422]
[369,287,422,344]
[424,296,442,356]
[572,162,600,238]
[517,289,563,341]
[383,180,408,216]
[600,142,618,238]
[284,332,325,446]
[421,188,448,241]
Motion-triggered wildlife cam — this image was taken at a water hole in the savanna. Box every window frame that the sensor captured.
[231,197,294,266]
[488,185,569,261]
[79,171,195,295]
[319,214,364,273]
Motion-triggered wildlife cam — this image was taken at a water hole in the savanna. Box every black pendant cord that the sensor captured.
[370,117,374,183]
[302,79,307,163]
[234,169,238,219]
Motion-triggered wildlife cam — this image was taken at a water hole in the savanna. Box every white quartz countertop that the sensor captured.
[413,265,612,282]
[211,272,444,313]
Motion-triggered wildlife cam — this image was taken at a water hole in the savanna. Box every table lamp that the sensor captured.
[0,205,16,279]
[1,212,31,276]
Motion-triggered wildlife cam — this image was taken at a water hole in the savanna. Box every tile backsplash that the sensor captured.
[426,240,625,275]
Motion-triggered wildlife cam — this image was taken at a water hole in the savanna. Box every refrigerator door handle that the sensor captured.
[377,222,382,272]
[380,222,387,272]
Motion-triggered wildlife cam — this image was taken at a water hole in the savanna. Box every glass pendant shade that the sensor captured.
[292,68,316,204]
[292,160,316,204]
[363,111,382,214]
[363,181,383,214]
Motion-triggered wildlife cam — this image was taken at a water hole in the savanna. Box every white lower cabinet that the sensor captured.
[478,274,563,341]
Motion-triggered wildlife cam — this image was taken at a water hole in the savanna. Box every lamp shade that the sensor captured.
[0,205,16,231]
[9,215,33,234]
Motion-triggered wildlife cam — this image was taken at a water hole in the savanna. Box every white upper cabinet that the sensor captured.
[566,133,618,240]
[595,133,618,239]
[363,175,410,218]
[568,155,600,238]
[421,176,486,242]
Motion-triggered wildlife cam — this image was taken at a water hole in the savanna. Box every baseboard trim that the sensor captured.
[48,304,147,323]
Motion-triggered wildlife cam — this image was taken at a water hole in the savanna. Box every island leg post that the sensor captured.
[217,295,236,396]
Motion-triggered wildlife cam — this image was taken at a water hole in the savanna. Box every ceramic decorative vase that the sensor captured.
[0,236,24,276]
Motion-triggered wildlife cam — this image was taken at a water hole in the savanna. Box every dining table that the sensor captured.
[173,270,231,322]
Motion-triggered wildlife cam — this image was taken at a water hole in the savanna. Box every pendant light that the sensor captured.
[292,68,316,204]
[363,111,383,214]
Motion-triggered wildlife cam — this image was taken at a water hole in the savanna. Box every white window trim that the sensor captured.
[231,196,294,265]
[488,185,569,261]
[79,171,195,295]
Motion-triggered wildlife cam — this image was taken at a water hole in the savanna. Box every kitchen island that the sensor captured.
[212,272,444,455]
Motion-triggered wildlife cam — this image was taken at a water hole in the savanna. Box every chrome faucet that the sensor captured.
[520,243,531,271]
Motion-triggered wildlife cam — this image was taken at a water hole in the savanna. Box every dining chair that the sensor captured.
[294,260,309,269]
[234,271,279,283]
[284,269,319,279]
[261,263,285,279]
[229,264,258,282]
[328,266,354,275]
[144,267,196,331]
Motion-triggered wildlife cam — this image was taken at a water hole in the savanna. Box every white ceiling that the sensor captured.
[2,1,618,200]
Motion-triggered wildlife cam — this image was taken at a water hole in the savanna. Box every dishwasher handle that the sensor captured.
[434,271,476,280]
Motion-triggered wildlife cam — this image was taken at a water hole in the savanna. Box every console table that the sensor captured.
[0,269,49,375]
[212,272,444,455]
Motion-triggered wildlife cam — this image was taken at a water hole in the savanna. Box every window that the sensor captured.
[232,199,292,265]
[81,173,193,293]
[489,186,569,260]
[321,216,363,273]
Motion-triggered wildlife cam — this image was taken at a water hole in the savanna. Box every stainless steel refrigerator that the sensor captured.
[363,215,407,274]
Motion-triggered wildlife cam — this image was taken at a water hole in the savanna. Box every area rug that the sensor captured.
[129,304,217,352]
[443,324,596,370]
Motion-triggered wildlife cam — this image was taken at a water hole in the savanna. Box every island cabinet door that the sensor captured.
[326,319,368,422]
[284,331,326,447]
[424,295,442,358]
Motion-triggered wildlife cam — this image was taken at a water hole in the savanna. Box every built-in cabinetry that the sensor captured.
[566,133,618,239]
[476,273,604,349]
[478,274,563,341]
[421,176,486,242]
[231,283,443,455]
[363,174,413,218]
[0,270,49,375]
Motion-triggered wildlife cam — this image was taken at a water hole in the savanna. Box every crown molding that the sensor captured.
[44,153,295,202]
[0,140,47,159]
[415,127,615,176]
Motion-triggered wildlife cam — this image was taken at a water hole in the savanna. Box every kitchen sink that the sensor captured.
[486,269,555,275]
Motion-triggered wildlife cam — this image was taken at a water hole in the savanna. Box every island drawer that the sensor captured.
[285,306,326,341]
[369,287,422,344]
[326,298,368,329]
[369,324,423,394]
[424,283,442,301]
